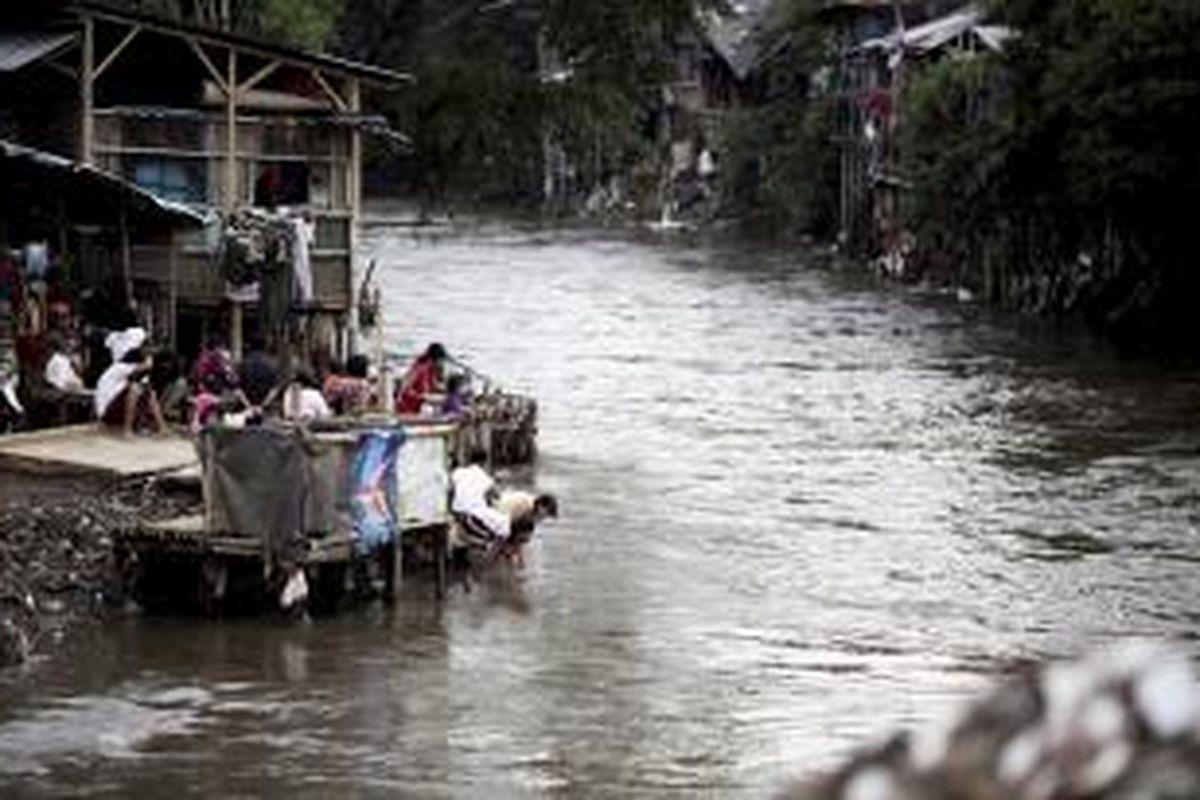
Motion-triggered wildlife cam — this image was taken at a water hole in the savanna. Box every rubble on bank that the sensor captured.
[784,643,1200,800]
[0,477,196,668]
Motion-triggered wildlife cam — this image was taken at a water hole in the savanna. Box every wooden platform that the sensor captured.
[119,515,355,562]
[0,425,198,478]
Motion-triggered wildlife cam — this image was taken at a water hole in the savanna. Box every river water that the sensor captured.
[3,222,1200,797]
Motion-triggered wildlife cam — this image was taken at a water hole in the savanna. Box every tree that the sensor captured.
[338,0,709,210]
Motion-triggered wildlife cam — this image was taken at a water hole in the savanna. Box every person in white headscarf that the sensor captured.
[94,337,166,436]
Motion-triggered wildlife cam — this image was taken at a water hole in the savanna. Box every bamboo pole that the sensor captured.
[119,207,132,309]
[347,78,362,360]
[226,48,243,360]
[80,15,95,165]
[168,232,178,350]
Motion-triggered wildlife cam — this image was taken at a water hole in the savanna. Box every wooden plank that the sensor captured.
[188,38,228,93]
[80,15,94,165]
[94,24,142,80]
[0,426,197,478]
[237,59,281,95]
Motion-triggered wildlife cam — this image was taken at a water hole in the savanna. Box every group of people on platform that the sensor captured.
[33,329,476,437]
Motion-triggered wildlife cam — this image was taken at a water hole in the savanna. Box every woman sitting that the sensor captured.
[394,342,447,415]
[282,369,332,422]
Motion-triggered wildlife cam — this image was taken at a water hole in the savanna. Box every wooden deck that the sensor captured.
[0,425,198,478]
[119,515,355,562]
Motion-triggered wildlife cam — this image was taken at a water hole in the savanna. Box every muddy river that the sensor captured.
[2,221,1200,796]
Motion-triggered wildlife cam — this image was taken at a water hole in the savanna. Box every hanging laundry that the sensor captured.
[291,216,315,306]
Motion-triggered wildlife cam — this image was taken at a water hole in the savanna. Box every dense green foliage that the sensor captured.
[119,0,340,48]
[339,0,705,208]
[902,0,1200,343]
[717,0,840,234]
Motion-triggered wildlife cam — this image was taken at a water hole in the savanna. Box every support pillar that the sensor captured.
[80,16,95,165]
[225,48,243,359]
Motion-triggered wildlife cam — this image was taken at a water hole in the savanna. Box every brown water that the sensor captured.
[3,222,1200,797]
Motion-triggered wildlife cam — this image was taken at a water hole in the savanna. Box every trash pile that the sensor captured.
[784,643,1200,800]
[0,478,195,667]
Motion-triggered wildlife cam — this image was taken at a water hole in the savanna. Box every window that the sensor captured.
[130,158,207,204]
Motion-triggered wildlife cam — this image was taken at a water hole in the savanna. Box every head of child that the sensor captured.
[533,493,559,523]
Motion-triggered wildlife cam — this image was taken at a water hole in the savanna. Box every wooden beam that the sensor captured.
[94,24,142,80]
[168,232,178,351]
[237,59,280,95]
[45,59,78,82]
[347,78,362,356]
[83,7,411,87]
[80,15,95,165]
[311,68,347,112]
[225,49,238,210]
[226,48,243,362]
[188,37,228,94]
[119,207,133,306]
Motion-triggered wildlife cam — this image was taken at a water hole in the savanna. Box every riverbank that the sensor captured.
[0,475,194,668]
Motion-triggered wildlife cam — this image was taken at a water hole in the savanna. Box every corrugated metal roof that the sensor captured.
[858,4,1013,55]
[0,30,76,73]
[702,0,779,80]
[0,138,206,227]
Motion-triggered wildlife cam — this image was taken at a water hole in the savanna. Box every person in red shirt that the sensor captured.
[394,342,447,414]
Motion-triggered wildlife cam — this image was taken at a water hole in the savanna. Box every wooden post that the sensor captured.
[435,525,446,599]
[119,207,133,309]
[80,15,95,165]
[225,48,243,359]
[347,78,362,358]
[224,49,238,212]
[168,232,179,350]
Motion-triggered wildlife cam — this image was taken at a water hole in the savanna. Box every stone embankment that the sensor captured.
[785,643,1200,800]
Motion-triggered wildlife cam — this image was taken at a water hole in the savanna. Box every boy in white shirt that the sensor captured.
[450,448,511,545]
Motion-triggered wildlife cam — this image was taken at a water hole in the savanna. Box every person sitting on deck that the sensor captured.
[192,334,237,392]
[189,370,251,434]
[441,372,471,417]
[323,354,373,416]
[281,368,332,422]
[43,333,86,395]
[394,342,447,415]
[237,337,282,420]
[450,447,511,549]
[154,352,192,424]
[94,346,167,436]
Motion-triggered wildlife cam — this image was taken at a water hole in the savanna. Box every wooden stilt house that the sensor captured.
[0,1,410,361]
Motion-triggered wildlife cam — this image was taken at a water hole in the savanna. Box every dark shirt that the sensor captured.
[239,350,280,406]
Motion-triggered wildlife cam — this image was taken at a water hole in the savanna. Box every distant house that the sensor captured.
[822,1,1008,255]
[0,0,409,360]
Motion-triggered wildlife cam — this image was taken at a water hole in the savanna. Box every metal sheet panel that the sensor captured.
[0,31,76,73]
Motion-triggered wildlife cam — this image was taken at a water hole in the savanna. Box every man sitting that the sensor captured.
[43,333,86,395]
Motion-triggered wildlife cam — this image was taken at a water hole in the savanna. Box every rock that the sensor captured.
[784,643,1200,800]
